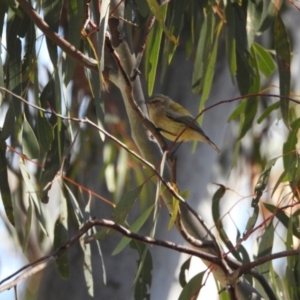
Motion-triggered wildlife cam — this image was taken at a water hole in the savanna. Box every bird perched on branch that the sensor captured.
[146,94,220,154]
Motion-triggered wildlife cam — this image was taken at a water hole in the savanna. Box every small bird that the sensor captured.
[146,94,220,154]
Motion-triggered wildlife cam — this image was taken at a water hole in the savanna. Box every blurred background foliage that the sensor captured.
[1,0,300,299]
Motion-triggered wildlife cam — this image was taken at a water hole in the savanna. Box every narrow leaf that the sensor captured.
[130,240,153,300]
[0,141,14,225]
[22,116,40,159]
[146,0,178,45]
[252,43,276,77]
[178,271,205,300]
[263,202,300,239]
[19,159,48,235]
[112,205,154,255]
[22,197,33,251]
[274,15,291,129]
[257,101,280,124]
[179,257,191,288]
[252,157,278,207]
[54,189,69,279]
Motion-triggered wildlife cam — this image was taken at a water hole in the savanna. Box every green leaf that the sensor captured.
[227,101,246,122]
[54,194,69,279]
[243,205,259,236]
[252,43,276,77]
[256,222,274,277]
[0,141,14,225]
[259,0,283,32]
[179,257,191,288]
[246,0,264,45]
[22,116,40,159]
[94,185,144,240]
[263,202,300,239]
[111,185,143,223]
[112,205,154,255]
[225,2,237,84]
[22,197,33,251]
[257,101,280,124]
[130,240,152,300]
[145,5,166,95]
[160,0,185,81]
[19,159,48,235]
[199,22,222,116]
[252,157,278,207]
[212,185,226,224]
[212,185,243,261]
[64,182,84,226]
[283,118,300,172]
[37,113,54,153]
[274,15,291,129]
[63,0,84,84]
[146,0,178,45]
[237,47,260,139]
[6,8,22,117]
[39,124,65,203]
[0,101,15,141]
[178,271,205,300]
[43,0,63,65]
[192,6,215,94]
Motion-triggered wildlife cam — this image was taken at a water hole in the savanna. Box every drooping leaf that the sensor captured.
[252,43,276,78]
[199,22,222,117]
[238,47,260,140]
[283,118,300,172]
[22,197,32,251]
[178,271,205,300]
[256,222,274,277]
[243,205,259,236]
[179,257,191,288]
[252,157,278,207]
[146,0,178,45]
[130,240,152,300]
[112,205,154,255]
[22,116,40,159]
[37,113,54,153]
[225,2,237,84]
[263,202,300,239]
[257,101,280,124]
[0,101,15,142]
[192,6,215,94]
[0,141,14,225]
[54,194,69,279]
[111,185,143,223]
[227,100,246,122]
[6,8,23,117]
[39,125,65,203]
[63,0,84,84]
[93,185,144,240]
[19,159,48,235]
[43,0,63,66]
[274,15,291,129]
[145,4,166,95]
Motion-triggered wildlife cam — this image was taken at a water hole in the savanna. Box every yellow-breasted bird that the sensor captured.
[146,94,220,154]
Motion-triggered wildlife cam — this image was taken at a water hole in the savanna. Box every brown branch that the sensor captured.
[236,249,300,277]
[17,0,98,72]
[0,218,223,293]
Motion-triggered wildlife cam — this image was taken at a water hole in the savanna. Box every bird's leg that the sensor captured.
[171,142,183,156]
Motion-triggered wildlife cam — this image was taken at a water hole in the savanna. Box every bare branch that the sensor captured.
[0,218,223,293]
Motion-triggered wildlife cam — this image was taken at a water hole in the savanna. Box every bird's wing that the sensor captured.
[165,110,206,135]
